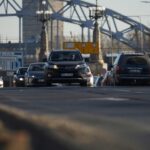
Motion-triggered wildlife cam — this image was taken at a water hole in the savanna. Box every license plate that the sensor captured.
[129,69,141,73]
[61,73,73,77]
[38,79,44,82]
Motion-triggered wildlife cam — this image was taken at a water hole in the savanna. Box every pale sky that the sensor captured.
[0,0,150,42]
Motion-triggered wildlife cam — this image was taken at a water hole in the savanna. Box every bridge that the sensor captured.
[0,0,150,51]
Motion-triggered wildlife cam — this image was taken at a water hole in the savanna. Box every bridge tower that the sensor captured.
[22,0,63,50]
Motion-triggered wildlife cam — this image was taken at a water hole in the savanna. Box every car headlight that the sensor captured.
[76,64,92,75]
[48,64,58,69]
[19,77,24,81]
[75,64,87,69]
[31,75,35,78]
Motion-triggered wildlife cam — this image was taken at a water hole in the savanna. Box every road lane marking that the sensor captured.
[80,97,130,101]
[103,97,130,101]
[114,89,130,92]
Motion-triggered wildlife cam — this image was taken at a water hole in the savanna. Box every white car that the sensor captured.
[0,77,4,88]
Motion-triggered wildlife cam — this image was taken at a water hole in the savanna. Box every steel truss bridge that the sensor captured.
[0,0,150,51]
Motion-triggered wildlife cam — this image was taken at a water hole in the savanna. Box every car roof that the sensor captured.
[121,51,145,56]
[18,67,28,69]
[105,53,119,57]
[29,62,47,65]
[51,49,80,52]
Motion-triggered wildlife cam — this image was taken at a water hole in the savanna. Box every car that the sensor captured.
[0,76,4,88]
[111,51,150,85]
[44,50,93,86]
[25,62,46,86]
[13,67,28,87]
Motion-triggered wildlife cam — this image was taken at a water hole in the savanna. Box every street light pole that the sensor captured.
[139,16,144,52]
[89,0,105,63]
[36,0,51,62]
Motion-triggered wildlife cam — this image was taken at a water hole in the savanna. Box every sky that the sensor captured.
[0,0,150,42]
[64,0,150,34]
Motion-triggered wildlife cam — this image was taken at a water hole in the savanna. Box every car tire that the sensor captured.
[80,81,87,86]
[46,80,52,86]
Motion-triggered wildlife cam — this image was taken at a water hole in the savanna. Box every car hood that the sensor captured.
[17,75,25,78]
[48,61,85,65]
[28,71,44,77]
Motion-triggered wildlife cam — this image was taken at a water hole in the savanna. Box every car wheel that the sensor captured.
[46,80,52,86]
[80,81,87,87]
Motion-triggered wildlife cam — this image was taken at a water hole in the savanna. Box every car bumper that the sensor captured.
[47,76,93,85]
[15,80,25,86]
[28,78,45,85]
[47,77,85,82]
[116,74,150,83]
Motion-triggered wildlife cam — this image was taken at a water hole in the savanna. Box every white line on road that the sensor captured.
[80,97,130,101]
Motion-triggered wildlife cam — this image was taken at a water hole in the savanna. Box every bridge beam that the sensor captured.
[0,0,150,51]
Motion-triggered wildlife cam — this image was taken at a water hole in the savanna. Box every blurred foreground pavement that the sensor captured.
[0,103,150,150]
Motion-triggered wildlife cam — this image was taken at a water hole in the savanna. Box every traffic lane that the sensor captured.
[0,86,150,150]
[0,86,150,120]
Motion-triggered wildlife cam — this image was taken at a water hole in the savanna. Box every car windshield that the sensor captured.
[50,51,83,61]
[18,68,27,75]
[29,64,45,71]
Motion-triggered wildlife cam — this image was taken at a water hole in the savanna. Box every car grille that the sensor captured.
[49,64,80,78]
[58,64,76,70]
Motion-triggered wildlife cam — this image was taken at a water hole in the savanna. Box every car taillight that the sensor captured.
[116,66,122,74]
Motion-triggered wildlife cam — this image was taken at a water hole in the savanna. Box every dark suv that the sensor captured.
[111,52,150,85]
[44,50,93,86]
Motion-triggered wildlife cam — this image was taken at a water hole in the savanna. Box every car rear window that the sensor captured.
[49,51,83,61]
[122,56,148,66]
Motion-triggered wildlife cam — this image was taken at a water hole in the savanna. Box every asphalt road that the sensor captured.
[0,85,150,150]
